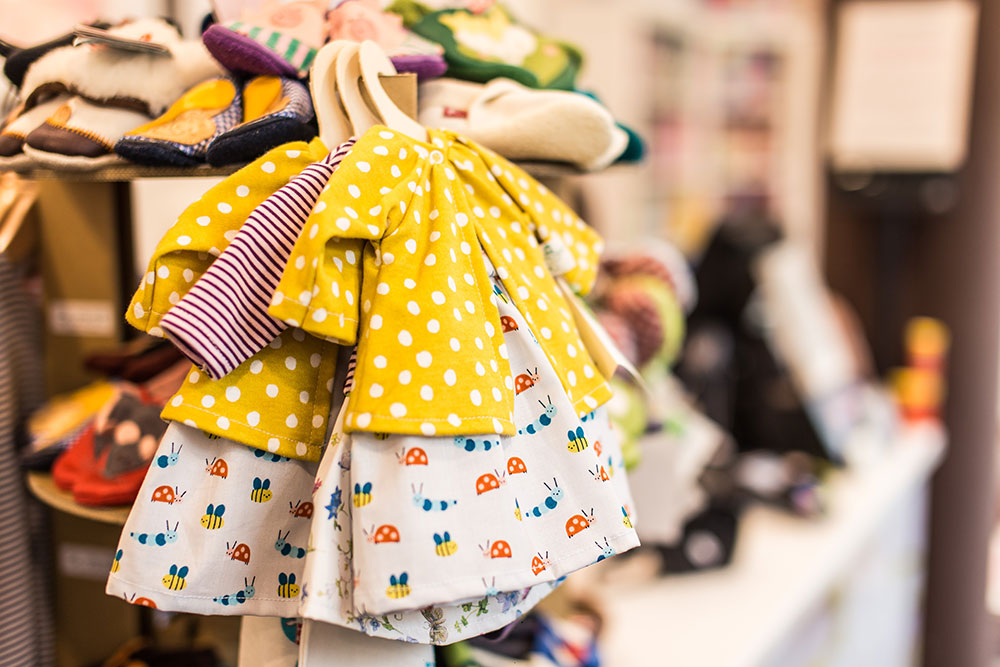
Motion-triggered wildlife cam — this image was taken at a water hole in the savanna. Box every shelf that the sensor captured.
[16,163,239,182]
[26,471,131,526]
[596,423,946,667]
[7,158,627,183]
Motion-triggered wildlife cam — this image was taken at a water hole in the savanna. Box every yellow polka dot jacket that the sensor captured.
[127,127,612,459]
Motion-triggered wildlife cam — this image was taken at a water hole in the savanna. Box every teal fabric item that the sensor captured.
[577,90,645,163]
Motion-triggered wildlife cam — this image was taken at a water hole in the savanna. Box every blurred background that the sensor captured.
[1,0,997,665]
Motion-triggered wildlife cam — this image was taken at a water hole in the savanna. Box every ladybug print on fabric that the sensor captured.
[475,470,505,495]
[530,552,550,576]
[500,315,519,333]
[480,540,512,559]
[289,500,313,518]
[226,541,251,565]
[514,368,539,395]
[151,485,185,504]
[397,447,429,465]
[506,457,527,475]
[205,457,228,478]
[123,592,157,608]
[364,524,400,544]
[565,509,595,538]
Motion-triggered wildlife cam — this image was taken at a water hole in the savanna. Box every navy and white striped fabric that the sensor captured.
[0,254,54,666]
[160,139,355,379]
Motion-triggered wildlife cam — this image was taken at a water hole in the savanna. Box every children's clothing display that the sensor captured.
[106,103,639,654]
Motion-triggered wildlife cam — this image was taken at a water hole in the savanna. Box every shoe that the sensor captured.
[115,77,243,166]
[206,76,316,166]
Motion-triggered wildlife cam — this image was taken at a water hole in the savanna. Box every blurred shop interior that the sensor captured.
[0,0,998,665]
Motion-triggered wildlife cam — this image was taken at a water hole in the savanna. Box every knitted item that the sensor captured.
[604,282,664,367]
[594,310,638,366]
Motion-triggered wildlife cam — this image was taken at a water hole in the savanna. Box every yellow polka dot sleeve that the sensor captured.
[127,138,327,336]
[161,328,338,462]
[270,129,422,339]
[460,140,604,295]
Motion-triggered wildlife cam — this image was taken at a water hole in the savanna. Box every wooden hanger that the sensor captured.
[309,40,355,149]
[335,42,382,136]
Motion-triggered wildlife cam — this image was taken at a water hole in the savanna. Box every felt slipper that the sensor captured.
[0,94,72,169]
[22,97,150,170]
[114,78,243,166]
[19,18,222,118]
[419,77,627,171]
[205,75,316,166]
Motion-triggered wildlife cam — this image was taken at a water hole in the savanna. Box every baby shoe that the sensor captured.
[19,18,222,118]
[22,97,150,170]
[0,94,71,169]
[205,75,316,166]
[114,78,243,166]
[419,77,627,171]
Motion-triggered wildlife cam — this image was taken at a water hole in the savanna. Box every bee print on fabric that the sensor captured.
[277,573,300,598]
[353,482,373,507]
[123,592,157,608]
[155,443,182,468]
[275,530,307,558]
[205,457,229,478]
[254,449,289,463]
[565,509,595,538]
[364,524,400,544]
[514,368,539,395]
[151,485,186,505]
[433,532,458,556]
[250,477,273,503]
[201,504,225,529]
[162,564,189,590]
[421,606,448,644]
[397,447,429,466]
[523,478,563,518]
[111,549,123,573]
[506,457,527,475]
[479,540,512,559]
[289,500,314,518]
[514,499,522,521]
[566,426,589,453]
[453,435,500,452]
[131,520,179,546]
[580,410,598,423]
[622,506,633,528]
[412,483,458,512]
[226,541,251,565]
[213,577,256,605]
[475,470,505,495]
[517,397,557,436]
[530,552,550,576]
[386,572,410,599]
[595,537,616,562]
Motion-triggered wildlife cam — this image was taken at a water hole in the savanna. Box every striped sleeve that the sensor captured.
[160,139,356,379]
